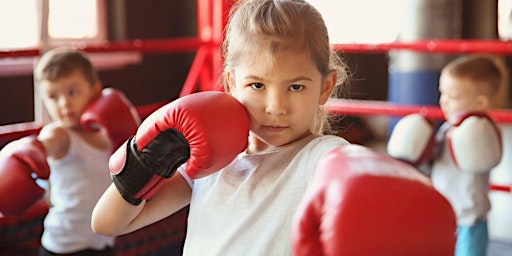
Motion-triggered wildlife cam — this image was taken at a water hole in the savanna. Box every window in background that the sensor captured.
[499,0,512,39]
[0,1,39,49]
[0,0,106,50]
[311,0,512,43]
[45,0,107,45]
[308,0,409,44]
[0,0,140,78]
[48,0,100,39]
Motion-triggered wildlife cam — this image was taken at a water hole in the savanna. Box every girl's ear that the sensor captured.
[226,72,236,95]
[319,70,337,105]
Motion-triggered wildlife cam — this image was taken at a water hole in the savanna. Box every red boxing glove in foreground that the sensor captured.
[0,136,50,216]
[109,91,250,205]
[293,144,456,256]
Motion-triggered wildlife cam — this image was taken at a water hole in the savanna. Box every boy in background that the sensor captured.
[388,54,504,256]
[0,47,140,255]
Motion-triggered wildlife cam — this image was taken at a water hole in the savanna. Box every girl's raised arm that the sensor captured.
[91,172,192,236]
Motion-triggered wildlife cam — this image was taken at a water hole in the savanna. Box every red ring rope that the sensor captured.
[326,98,512,123]
[2,39,512,58]
[325,98,512,193]
[334,39,512,54]
[2,38,512,192]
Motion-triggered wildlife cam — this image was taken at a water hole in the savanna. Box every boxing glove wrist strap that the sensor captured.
[111,129,190,205]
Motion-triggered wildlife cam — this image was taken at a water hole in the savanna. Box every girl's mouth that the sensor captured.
[262,125,287,133]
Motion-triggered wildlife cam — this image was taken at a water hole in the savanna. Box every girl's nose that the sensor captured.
[265,92,287,115]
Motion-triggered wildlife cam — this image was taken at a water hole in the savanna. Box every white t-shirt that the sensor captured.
[179,134,348,256]
[42,129,115,253]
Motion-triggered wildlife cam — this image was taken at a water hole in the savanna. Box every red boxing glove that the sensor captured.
[293,145,456,256]
[0,136,50,216]
[109,91,250,205]
[446,112,502,173]
[80,87,141,150]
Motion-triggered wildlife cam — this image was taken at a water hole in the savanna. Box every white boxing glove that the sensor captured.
[387,113,436,165]
[447,112,502,173]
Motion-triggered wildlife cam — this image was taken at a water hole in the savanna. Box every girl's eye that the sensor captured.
[290,84,304,92]
[250,83,264,90]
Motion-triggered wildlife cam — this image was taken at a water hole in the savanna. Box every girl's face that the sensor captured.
[39,69,100,128]
[439,73,488,123]
[227,50,335,153]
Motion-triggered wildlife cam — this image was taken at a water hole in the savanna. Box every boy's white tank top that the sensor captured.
[42,128,115,253]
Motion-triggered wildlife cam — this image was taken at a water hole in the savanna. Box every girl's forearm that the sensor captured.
[91,173,192,236]
[91,183,145,236]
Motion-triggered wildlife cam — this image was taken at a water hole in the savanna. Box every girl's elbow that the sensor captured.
[91,218,113,236]
[91,210,124,236]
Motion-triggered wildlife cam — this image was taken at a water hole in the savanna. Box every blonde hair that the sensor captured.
[442,54,504,98]
[222,0,349,134]
[34,47,98,86]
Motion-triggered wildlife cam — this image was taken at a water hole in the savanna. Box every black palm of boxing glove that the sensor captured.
[109,129,190,205]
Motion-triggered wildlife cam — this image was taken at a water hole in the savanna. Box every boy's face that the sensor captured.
[226,49,335,152]
[39,69,99,128]
[438,73,488,122]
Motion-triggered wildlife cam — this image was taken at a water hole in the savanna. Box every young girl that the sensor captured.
[91,0,350,255]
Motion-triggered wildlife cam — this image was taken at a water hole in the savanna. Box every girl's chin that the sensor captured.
[248,135,286,152]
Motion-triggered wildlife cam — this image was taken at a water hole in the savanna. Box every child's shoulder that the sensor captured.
[38,122,70,159]
[310,134,350,146]
[303,134,349,153]
[39,122,69,140]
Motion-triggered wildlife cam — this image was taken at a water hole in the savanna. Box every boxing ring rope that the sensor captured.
[0,0,231,144]
[325,98,512,123]
[333,39,512,55]
[2,35,512,192]
[325,99,512,193]
[4,38,512,58]
[332,39,512,193]
[0,37,205,58]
